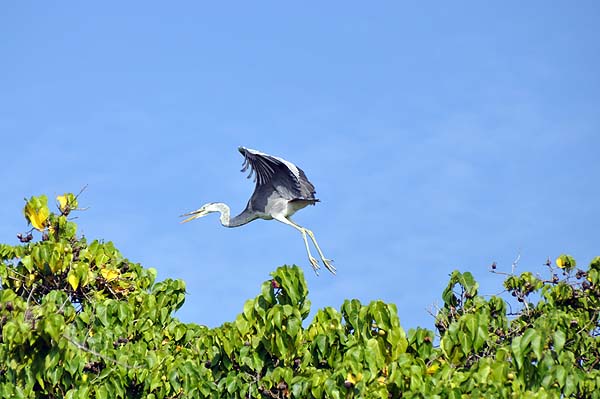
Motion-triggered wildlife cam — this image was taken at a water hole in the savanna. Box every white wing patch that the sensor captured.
[275,156,300,180]
[245,147,300,180]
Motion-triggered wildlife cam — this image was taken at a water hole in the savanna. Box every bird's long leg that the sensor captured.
[303,228,336,275]
[274,216,321,275]
[281,217,336,275]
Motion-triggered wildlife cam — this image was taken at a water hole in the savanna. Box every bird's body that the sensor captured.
[181,147,335,275]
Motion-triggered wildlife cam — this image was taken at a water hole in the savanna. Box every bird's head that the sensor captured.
[180,202,221,223]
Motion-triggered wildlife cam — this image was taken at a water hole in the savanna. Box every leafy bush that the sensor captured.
[1,193,599,398]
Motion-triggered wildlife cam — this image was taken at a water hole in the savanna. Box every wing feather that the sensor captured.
[238,147,316,200]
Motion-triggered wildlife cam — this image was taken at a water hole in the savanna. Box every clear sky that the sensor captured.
[1,2,599,331]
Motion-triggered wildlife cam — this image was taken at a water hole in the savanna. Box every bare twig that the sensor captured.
[58,297,71,314]
[74,184,88,200]
[26,284,37,305]
[511,252,521,275]
[426,302,440,319]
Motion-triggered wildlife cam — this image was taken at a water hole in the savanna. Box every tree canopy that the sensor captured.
[1,193,599,398]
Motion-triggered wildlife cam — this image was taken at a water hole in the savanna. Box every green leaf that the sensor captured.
[458,328,472,357]
[324,378,341,399]
[556,365,567,387]
[174,323,186,341]
[553,330,566,353]
[96,386,109,399]
[21,255,33,272]
[521,328,536,354]
[225,374,237,394]
[564,374,577,396]
[464,314,477,343]
[511,336,523,369]
[531,331,543,359]
[590,256,600,271]
[42,313,65,341]
[460,272,478,296]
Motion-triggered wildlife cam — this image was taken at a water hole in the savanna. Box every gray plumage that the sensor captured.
[181,147,335,275]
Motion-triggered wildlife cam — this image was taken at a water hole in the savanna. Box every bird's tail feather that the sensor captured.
[290,198,320,205]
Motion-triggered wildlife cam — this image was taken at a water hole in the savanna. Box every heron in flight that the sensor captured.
[181,147,336,275]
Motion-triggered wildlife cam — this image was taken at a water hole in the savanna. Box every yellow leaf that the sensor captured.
[67,272,79,290]
[346,372,356,385]
[25,204,49,231]
[101,268,120,282]
[377,376,386,385]
[556,254,576,271]
[346,372,362,385]
[426,363,439,375]
[57,194,68,212]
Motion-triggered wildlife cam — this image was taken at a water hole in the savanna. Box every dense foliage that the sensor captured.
[1,193,599,398]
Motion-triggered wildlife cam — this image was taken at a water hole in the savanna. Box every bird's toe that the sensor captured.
[309,257,320,273]
[322,259,336,274]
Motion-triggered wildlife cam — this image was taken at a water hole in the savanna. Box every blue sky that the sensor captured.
[1,2,599,331]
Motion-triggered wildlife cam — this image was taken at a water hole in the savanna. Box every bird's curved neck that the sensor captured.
[213,203,255,228]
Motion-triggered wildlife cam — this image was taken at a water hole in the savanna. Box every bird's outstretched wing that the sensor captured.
[238,147,316,200]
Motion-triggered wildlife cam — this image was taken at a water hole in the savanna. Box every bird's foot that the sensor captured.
[309,256,321,275]
[321,258,336,275]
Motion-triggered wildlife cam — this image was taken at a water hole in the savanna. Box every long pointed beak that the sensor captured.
[180,209,207,224]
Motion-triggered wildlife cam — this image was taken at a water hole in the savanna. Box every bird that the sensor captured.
[180,147,336,275]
